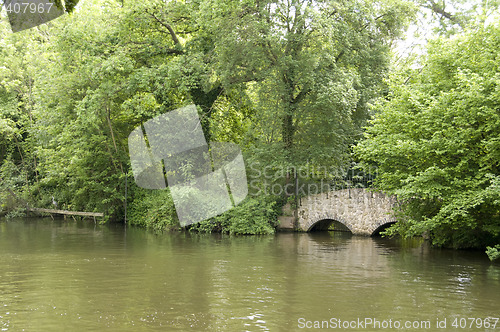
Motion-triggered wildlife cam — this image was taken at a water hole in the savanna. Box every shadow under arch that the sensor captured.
[371,222,396,236]
[308,219,353,233]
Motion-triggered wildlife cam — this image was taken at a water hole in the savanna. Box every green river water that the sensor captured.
[0,218,499,331]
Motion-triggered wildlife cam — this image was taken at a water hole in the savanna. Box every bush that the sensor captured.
[355,25,500,248]
[189,195,280,235]
[128,182,282,235]
[486,245,500,261]
[127,187,180,233]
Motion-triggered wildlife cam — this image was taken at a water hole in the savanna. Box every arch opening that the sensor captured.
[371,222,396,236]
[309,219,352,233]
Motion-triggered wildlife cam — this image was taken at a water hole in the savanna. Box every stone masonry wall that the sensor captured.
[296,188,397,235]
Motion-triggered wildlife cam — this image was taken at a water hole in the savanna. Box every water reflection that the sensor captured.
[0,218,499,331]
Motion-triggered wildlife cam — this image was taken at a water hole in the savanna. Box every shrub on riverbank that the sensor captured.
[188,195,280,235]
[486,245,500,261]
[127,188,180,232]
[128,187,281,235]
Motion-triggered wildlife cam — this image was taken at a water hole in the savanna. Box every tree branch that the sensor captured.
[145,9,181,46]
[121,40,184,55]
[292,87,310,104]
[425,0,462,26]
[335,49,345,63]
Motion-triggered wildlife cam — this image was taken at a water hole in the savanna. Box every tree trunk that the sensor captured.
[106,107,124,174]
[189,84,222,142]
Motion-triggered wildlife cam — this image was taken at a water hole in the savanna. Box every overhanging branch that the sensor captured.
[145,9,182,46]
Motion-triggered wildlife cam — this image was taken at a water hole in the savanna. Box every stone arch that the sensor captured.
[303,210,355,233]
[371,221,396,236]
[308,218,353,232]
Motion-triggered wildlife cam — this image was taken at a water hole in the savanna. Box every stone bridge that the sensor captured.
[278,188,397,236]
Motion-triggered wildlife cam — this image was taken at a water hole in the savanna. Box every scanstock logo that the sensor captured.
[128,105,248,226]
[1,0,65,32]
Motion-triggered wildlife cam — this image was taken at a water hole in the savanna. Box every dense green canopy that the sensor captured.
[0,0,411,224]
[355,24,500,248]
[1,0,499,253]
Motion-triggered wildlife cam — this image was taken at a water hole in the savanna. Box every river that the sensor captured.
[0,218,499,331]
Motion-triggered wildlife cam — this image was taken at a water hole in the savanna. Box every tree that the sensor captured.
[355,24,500,248]
[0,15,48,203]
[31,0,132,217]
[416,0,499,34]
[29,0,234,220]
[1,0,414,232]
[205,0,414,189]
[116,0,228,141]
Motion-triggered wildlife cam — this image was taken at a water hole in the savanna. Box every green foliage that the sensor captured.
[189,196,279,235]
[208,0,415,174]
[486,245,500,261]
[355,25,500,248]
[5,207,26,219]
[413,0,499,36]
[53,0,81,13]
[127,187,180,233]
[0,0,427,237]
